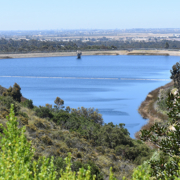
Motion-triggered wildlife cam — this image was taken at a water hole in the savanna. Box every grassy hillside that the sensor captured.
[0,84,154,180]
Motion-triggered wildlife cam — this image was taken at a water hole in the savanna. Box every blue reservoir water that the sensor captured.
[0,55,179,137]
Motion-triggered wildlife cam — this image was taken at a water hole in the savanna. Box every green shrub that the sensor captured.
[35,106,53,119]
[0,95,20,115]
[18,111,29,118]
[71,107,103,125]
[140,90,180,179]
[52,111,70,125]
[22,99,34,109]
[0,85,6,95]
[0,104,56,179]
[2,83,22,102]
[71,161,104,180]
[132,161,151,180]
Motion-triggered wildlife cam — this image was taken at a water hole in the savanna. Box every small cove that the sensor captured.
[0,55,179,137]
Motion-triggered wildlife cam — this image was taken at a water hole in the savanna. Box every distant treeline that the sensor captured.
[0,38,180,53]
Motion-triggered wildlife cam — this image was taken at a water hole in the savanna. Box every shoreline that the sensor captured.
[135,81,174,139]
[0,50,180,59]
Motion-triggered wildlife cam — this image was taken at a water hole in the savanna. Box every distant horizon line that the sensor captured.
[1,28,180,32]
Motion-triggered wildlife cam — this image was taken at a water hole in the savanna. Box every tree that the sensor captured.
[170,62,180,89]
[71,107,103,125]
[165,42,169,49]
[65,106,71,112]
[46,103,52,109]
[3,83,22,102]
[35,106,53,119]
[140,90,180,179]
[22,99,34,109]
[97,123,131,149]
[54,96,64,109]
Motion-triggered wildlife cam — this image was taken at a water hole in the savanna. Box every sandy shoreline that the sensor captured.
[0,50,180,59]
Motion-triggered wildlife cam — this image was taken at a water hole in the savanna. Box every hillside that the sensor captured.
[0,84,154,180]
[135,81,174,139]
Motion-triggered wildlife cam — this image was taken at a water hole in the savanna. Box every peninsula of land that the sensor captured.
[0,50,180,59]
[136,81,174,139]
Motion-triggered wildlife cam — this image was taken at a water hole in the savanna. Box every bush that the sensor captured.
[35,106,53,119]
[71,161,104,180]
[170,62,180,89]
[0,85,6,95]
[0,104,56,179]
[21,99,34,109]
[132,161,151,180]
[0,96,20,115]
[157,88,171,111]
[18,111,29,118]
[3,83,22,102]
[71,107,103,125]
[52,111,70,125]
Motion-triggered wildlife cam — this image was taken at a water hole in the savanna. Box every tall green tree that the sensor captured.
[54,96,64,109]
[3,83,22,102]
[165,42,169,49]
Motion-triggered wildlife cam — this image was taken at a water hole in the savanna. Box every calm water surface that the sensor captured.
[0,55,179,137]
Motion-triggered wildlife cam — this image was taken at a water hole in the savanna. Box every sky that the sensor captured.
[0,0,180,30]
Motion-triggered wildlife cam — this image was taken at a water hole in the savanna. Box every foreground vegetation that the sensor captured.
[0,104,118,180]
[131,86,180,180]
[0,84,153,179]
[131,62,180,179]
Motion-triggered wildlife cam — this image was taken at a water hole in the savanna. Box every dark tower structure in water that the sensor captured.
[77,51,82,59]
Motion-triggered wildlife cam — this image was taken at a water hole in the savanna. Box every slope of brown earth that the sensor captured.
[135,81,174,139]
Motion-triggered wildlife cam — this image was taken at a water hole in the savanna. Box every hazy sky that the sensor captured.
[1,0,180,30]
